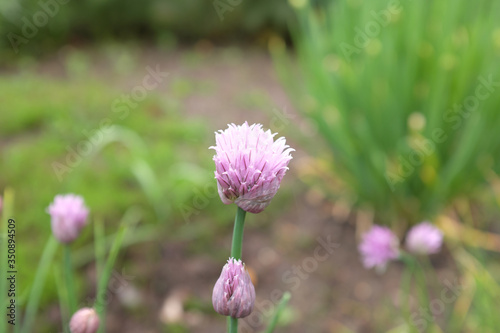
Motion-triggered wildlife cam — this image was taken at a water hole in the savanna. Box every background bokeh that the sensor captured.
[1,0,500,332]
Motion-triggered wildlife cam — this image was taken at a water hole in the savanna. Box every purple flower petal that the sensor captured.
[405,222,443,255]
[47,194,89,244]
[358,225,400,270]
[212,258,256,318]
[210,122,293,213]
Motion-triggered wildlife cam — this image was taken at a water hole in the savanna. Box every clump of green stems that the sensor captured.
[274,0,500,226]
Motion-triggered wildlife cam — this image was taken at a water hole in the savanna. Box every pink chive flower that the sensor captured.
[69,307,100,333]
[210,122,294,214]
[46,194,89,244]
[359,225,400,270]
[405,222,443,255]
[212,258,256,318]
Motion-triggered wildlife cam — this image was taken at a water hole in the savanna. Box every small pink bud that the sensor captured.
[69,307,100,333]
[212,258,256,318]
[46,194,89,243]
[406,222,443,255]
[359,225,400,270]
[210,122,294,214]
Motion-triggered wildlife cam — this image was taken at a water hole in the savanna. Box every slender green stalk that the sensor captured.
[404,257,433,330]
[420,255,439,287]
[228,206,247,333]
[21,237,59,333]
[54,269,69,333]
[94,219,105,281]
[93,219,106,333]
[230,207,247,260]
[63,245,77,316]
[229,317,238,333]
[264,292,291,333]
[72,206,143,267]
[96,225,127,333]
[400,263,418,333]
[414,260,431,313]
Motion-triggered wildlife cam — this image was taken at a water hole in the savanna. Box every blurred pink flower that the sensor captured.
[47,194,89,244]
[405,222,443,255]
[359,225,400,270]
[0,196,3,214]
[210,122,294,213]
[212,257,255,318]
[69,307,100,333]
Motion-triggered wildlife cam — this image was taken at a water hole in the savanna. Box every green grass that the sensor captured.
[274,0,500,227]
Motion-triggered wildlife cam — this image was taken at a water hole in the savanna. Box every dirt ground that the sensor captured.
[105,196,456,333]
[37,46,457,333]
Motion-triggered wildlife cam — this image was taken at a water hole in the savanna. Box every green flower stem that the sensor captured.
[401,254,432,331]
[230,206,247,260]
[72,206,144,267]
[228,206,247,333]
[94,218,105,282]
[229,317,238,333]
[63,245,77,316]
[400,263,417,333]
[22,237,59,333]
[96,225,127,333]
[264,292,291,333]
[54,268,69,333]
[421,255,439,287]
[413,259,431,313]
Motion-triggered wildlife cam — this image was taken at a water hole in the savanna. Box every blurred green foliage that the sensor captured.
[0,0,293,62]
[0,51,241,329]
[275,0,500,226]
